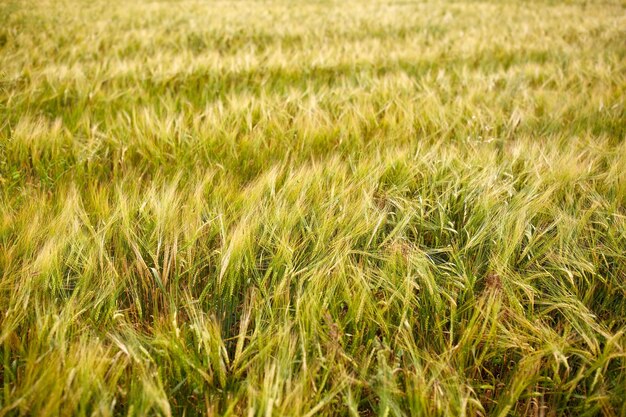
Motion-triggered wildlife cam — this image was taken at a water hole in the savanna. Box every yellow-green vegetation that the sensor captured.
[1,0,626,415]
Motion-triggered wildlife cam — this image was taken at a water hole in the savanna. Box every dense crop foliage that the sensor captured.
[1,0,625,415]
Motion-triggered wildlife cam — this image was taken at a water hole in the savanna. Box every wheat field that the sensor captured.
[1,0,626,415]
